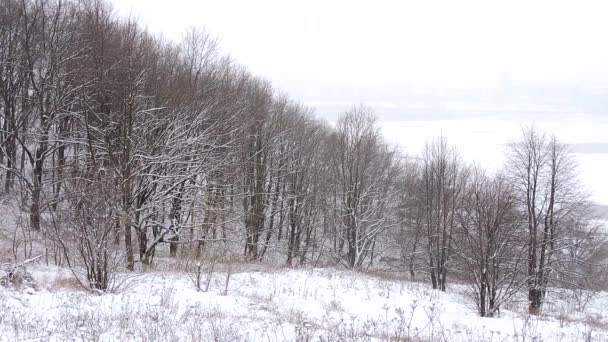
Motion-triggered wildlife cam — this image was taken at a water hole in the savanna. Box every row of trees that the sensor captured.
[393,132,604,316]
[1,0,604,316]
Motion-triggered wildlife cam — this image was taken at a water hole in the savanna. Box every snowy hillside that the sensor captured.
[2,265,607,341]
[2,1,608,341]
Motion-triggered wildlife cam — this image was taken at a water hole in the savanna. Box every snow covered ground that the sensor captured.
[2,264,608,341]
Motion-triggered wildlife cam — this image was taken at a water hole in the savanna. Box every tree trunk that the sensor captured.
[30,142,46,231]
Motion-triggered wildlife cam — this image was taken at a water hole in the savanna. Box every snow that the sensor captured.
[1,265,607,341]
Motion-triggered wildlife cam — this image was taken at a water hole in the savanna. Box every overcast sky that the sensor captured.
[110,0,608,98]
[109,0,608,204]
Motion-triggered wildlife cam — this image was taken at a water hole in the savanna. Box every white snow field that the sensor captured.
[2,264,608,341]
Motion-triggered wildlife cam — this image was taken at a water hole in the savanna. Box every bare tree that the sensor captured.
[54,166,122,291]
[395,158,426,280]
[241,78,274,261]
[420,137,467,291]
[0,0,28,195]
[328,106,401,268]
[282,105,326,266]
[15,0,81,231]
[507,127,593,314]
[454,168,525,317]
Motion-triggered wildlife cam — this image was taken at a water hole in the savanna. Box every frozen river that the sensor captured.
[380,112,608,205]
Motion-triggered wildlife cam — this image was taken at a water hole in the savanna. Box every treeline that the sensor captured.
[1,0,605,316]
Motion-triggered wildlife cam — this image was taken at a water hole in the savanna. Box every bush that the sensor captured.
[0,261,37,290]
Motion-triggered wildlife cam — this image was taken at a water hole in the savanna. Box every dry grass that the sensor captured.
[582,313,608,330]
[51,274,83,291]
[361,268,409,282]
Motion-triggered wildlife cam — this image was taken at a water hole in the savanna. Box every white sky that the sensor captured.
[110,0,608,204]
[110,0,608,94]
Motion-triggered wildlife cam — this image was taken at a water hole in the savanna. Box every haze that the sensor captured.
[111,0,608,204]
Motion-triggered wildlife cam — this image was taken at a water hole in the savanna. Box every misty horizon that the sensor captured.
[106,0,608,206]
[110,0,608,98]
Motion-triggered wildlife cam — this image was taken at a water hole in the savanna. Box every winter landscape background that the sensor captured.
[2,0,608,341]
